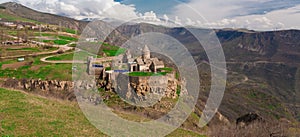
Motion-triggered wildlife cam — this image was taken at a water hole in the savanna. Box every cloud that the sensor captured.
[0,0,139,20]
[171,0,300,21]
[238,0,300,16]
[163,14,169,23]
[142,11,160,21]
[168,0,300,30]
[201,17,285,30]
[0,0,299,30]
[116,0,190,15]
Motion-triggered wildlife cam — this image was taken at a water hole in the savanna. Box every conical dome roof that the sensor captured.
[143,45,150,52]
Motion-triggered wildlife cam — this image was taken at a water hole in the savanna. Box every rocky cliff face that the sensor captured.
[1,78,101,101]
[128,74,178,99]
[1,78,75,100]
[97,71,179,103]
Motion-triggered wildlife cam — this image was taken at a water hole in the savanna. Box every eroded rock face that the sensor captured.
[15,79,75,91]
[2,78,77,100]
[125,75,177,100]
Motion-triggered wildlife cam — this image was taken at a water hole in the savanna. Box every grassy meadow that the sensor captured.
[0,56,73,81]
[0,88,204,137]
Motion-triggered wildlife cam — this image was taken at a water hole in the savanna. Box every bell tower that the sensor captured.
[142,45,150,60]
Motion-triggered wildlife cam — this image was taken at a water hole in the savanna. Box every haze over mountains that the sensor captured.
[0,1,299,132]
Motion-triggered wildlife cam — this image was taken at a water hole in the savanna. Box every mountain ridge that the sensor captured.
[0,0,299,128]
[0,2,89,32]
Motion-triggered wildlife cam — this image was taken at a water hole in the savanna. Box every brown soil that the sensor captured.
[29,65,43,71]
[1,61,29,69]
[3,46,28,49]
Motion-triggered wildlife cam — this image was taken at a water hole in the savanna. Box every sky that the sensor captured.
[1,0,300,30]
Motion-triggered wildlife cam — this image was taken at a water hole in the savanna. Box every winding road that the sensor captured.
[40,49,116,64]
[0,33,74,59]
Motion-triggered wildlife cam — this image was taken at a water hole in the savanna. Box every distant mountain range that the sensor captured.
[1,1,299,123]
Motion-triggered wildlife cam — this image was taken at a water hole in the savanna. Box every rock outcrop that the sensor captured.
[2,78,77,100]
[236,112,263,127]
[97,70,179,103]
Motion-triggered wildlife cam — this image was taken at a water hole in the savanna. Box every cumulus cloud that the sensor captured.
[0,0,139,20]
[163,14,169,23]
[171,0,300,21]
[0,0,299,30]
[169,0,300,30]
[201,17,285,30]
[208,4,300,30]
[142,11,160,21]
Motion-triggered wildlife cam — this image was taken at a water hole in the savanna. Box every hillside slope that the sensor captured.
[108,23,300,122]
[0,88,202,136]
[0,1,299,128]
[0,2,88,32]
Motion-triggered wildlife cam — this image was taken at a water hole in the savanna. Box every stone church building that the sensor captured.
[125,45,165,72]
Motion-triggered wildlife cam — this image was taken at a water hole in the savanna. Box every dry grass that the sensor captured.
[208,120,299,137]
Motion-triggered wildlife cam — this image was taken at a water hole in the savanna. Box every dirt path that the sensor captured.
[0,34,74,59]
[40,51,86,64]
[40,49,115,64]
[0,44,73,59]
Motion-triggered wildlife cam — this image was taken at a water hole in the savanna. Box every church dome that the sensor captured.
[143,45,151,60]
[143,45,150,52]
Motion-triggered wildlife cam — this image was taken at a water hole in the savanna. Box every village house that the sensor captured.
[85,38,98,42]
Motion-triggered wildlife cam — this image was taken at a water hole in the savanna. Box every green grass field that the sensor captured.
[0,10,37,23]
[101,43,126,57]
[128,72,168,77]
[46,51,96,61]
[6,47,41,52]
[42,35,78,45]
[46,53,74,61]
[34,33,55,37]
[58,36,78,41]
[0,88,105,136]
[158,67,173,73]
[102,49,126,57]
[0,63,72,81]
[0,88,205,136]
[64,28,77,34]
[53,39,69,45]
[43,40,70,45]
[0,56,73,81]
